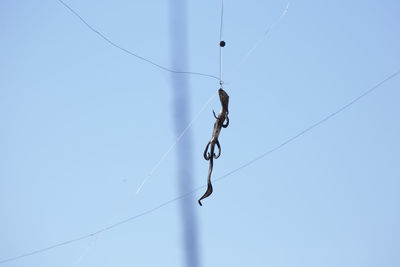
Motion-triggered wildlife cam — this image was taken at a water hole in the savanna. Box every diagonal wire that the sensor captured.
[238,1,290,67]
[56,0,220,81]
[0,189,197,265]
[1,70,398,265]
[135,92,217,194]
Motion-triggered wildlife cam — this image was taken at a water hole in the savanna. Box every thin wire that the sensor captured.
[0,189,197,265]
[135,92,217,194]
[219,0,224,83]
[72,234,99,266]
[239,1,290,66]
[56,0,219,81]
[1,70,398,265]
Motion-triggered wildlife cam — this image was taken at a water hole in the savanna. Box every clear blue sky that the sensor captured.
[1,0,400,267]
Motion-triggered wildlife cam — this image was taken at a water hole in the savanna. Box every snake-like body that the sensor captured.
[198,89,229,206]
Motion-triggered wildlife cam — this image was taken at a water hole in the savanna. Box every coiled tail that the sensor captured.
[198,143,216,206]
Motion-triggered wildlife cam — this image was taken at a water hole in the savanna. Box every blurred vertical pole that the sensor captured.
[168,1,201,267]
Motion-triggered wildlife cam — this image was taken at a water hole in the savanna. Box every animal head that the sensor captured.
[218,88,229,114]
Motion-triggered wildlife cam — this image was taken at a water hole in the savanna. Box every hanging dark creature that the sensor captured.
[198,88,229,206]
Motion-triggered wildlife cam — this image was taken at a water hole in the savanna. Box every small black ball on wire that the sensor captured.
[219,41,226,47]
